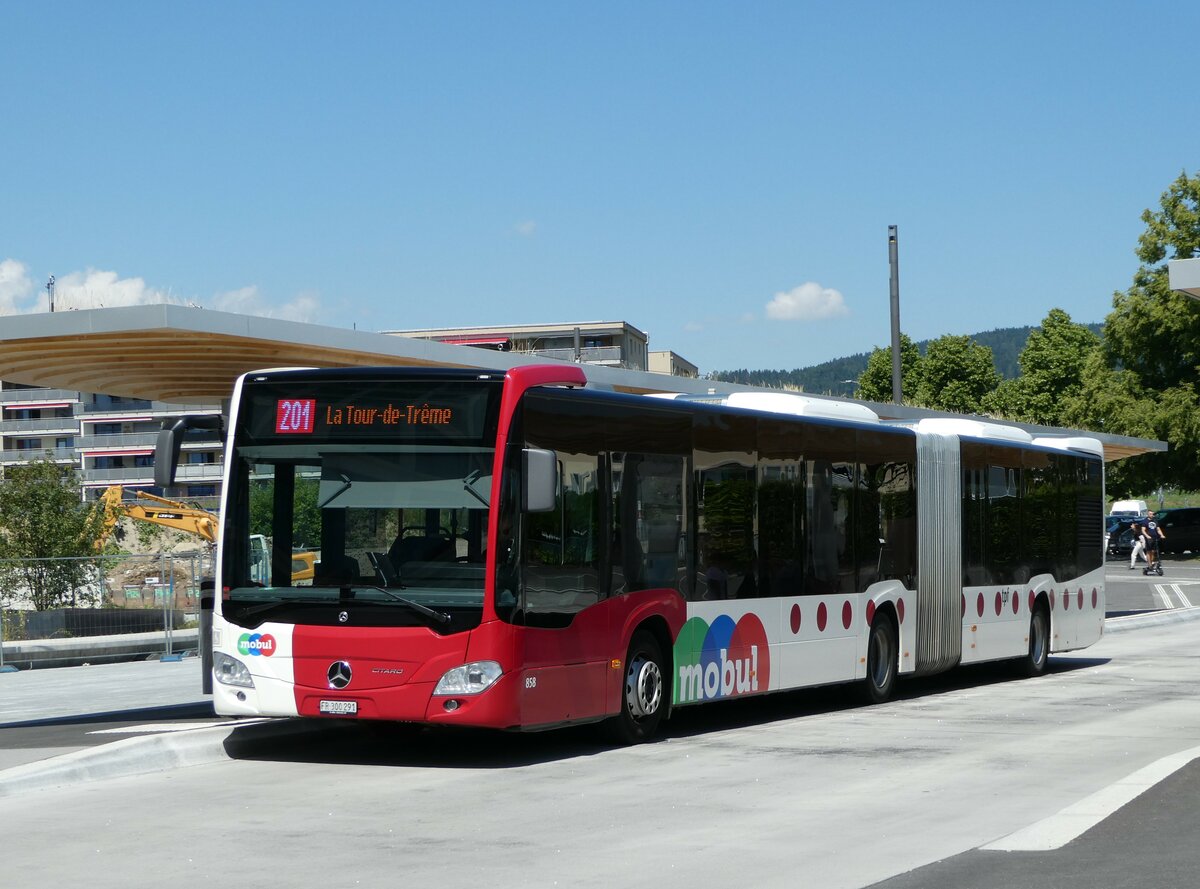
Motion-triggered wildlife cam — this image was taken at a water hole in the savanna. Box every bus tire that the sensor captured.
[1021,604,1050,677]
[861,611,898,705]
[606,630,667,744]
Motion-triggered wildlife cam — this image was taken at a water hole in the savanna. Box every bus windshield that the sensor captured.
[219,375,502,629]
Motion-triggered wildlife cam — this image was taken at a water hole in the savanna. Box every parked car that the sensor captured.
[1105,516,1140,559]
[1155,508,1200,555]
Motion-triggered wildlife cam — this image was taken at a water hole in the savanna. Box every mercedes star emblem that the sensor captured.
[327,661,353,689]
[338,611,349,623]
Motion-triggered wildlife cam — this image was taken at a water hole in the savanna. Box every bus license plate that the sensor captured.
[319,700,358,715]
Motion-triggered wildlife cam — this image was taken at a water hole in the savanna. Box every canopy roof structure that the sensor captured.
[0,304,1164,463]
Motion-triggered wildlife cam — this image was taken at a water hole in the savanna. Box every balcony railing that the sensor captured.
[515,346,637,367]
[75,432,160,450]
[79,463,224,484]
[0,447,77,464]
[80,400,223,416]
[0,417,79,434]
[0,388,81,405]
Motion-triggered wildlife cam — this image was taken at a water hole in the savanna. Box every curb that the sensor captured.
[0,717,329,799]
[1102,606,1200,633]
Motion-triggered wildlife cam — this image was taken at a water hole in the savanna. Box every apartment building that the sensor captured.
[0,381,224,504]
[385,320,689,374]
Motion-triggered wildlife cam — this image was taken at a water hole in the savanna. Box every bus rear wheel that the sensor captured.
[1021,605,1050,677]
[606,630,666,744]
[861,612,898,704]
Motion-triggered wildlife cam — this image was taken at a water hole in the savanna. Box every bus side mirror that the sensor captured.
[155,415,224,489]
[155,421,183,488]
[522,448,557,513]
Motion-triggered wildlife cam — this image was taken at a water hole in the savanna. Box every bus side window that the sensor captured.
[612,453,687,596]
[524,450,602,618]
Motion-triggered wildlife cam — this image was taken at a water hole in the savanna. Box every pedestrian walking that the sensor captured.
[1129,521,1147,569]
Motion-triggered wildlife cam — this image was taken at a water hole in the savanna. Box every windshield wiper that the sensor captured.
[318,472,352,508]
[462,469,489,507]
[353,584,452,627]
[239,595,323,621]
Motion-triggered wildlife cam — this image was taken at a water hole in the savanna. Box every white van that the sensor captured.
[1109,499,1149,517]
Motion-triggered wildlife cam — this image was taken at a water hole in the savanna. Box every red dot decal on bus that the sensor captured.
[1013,592,1019,615]
[866,600,876,626]
[897,598,905,624]
[790,603,801,634]
[1092,588,1099,609]
[961,593,966,617]
[1029,590,1035,613]
[1050,590,1056,609]
[817,602,828,632]
[994,592,1003,616]
[842,601,853,629]
[1078,589,1084,610]
[1063,590,1070,611]
[976,593,985,618]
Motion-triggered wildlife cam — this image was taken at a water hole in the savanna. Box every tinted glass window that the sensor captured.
[758,419,806,598]
[695,412,756,600]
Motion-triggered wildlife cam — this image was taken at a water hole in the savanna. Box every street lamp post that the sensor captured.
[888,226,902,404]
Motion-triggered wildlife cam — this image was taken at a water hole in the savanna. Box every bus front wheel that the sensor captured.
[606,630,666,744]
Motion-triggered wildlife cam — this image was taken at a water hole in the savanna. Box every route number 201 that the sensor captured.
[275,399,316,434]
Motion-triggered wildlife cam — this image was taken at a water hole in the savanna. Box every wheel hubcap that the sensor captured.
[626,655,662,719]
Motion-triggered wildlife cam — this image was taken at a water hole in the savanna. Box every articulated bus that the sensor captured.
[156,364,1105,743]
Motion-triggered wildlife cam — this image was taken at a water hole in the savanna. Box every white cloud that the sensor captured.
[515,220,537,237]
[0,258,322,323]
[765,282,850,321]
[52,268,177,310]
[212,286,319,323]
[0,259,35,314]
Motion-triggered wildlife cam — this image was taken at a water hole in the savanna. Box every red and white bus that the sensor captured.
[157,364,1105,743]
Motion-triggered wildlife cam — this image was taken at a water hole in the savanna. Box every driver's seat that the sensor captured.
[388,535,453,568]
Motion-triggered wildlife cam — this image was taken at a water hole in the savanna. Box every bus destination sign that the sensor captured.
[254,384,494,442]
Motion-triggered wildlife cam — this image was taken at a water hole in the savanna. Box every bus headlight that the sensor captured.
[213,651,255,688]
[433,661,502,695]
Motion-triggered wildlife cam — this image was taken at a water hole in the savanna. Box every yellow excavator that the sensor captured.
[95,485,219,545]
[94,486,314,583]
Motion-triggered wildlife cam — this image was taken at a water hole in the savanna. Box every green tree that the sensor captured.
[857,333,923,402]
[1078,170,1200,491]
[0,458,107,610]
[915,335,1001,414]
[249,476,322,549]
[983,309,1101,425]
[1105,171,1200,392]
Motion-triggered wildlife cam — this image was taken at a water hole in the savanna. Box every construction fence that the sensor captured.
[1,553,213,668]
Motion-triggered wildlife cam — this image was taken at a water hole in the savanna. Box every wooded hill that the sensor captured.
[710,323,1104,394]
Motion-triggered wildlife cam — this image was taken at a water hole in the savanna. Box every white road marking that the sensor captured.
[1173,584,1193,608]
[982,744,1200,851]
[88,722,232,735]
[1155,584,1175,608]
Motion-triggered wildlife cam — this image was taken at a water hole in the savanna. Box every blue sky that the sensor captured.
[2,2,1197,375]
